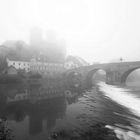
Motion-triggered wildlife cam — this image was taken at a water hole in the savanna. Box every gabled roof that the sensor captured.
[66,55,88,66]
[8,65,17,70]
[7,56,29,62]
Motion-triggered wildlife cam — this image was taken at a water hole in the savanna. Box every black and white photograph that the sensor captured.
[0,0,139,139]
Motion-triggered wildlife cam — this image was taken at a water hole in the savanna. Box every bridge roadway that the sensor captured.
[65,61,140,87]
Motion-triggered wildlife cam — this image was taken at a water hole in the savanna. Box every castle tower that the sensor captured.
[30,27,43,46]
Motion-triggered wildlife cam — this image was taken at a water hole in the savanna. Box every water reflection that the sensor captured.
[0,79,139,140]
[1,97,66,139]
[0,76,83,104]
[0,78,84,139]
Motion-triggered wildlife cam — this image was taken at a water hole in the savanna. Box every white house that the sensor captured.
[7,58,30,72]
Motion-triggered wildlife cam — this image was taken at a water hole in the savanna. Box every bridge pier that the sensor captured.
[106,71,122,85]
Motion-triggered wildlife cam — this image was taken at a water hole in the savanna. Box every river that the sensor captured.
[0,82,140,140]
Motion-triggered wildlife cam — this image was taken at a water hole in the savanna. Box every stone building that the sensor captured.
[30,59,65,77]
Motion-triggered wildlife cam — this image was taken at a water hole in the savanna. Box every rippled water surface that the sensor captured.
[1,82,140,140]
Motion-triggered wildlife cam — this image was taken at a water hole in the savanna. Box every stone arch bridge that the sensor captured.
[65,61,140,87]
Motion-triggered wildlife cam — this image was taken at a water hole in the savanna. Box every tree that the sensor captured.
[0,55,7,73]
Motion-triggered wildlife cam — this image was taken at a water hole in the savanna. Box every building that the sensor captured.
[7,58,30,72]
[30,59,66,77]
[6,57,66,77]
[29,28,67,63]
[64,61,79,69]
[64,55,89,69]
[30,27,43,46]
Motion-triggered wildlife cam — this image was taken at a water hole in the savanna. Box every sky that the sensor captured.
[0,0,140,63]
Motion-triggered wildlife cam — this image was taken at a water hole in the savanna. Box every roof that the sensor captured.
[66,56,89,66]
[7,56,29,62]
[8,65,17,69]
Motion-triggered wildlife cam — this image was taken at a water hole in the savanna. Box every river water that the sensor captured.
[0,82,140,140]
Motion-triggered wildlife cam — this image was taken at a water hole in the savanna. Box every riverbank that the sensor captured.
[49,123,119,140]
[0,118,119,140]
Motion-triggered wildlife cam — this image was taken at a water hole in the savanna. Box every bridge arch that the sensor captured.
[121,67,140,84]
[86,68,106,87]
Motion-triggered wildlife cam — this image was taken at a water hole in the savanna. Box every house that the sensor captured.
[7,58,30,72]
[64,56,89,69]
[64,61,79,69]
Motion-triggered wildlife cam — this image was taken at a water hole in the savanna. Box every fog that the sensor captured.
[0,0,140,63]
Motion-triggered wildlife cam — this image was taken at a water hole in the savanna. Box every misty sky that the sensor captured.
[0,0,140,63]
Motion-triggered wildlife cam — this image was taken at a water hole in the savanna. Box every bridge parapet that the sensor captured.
[65,61,140,86]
